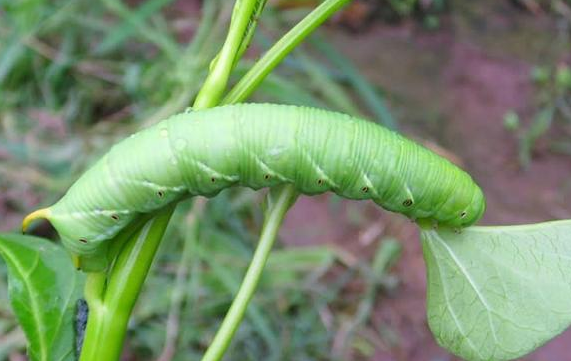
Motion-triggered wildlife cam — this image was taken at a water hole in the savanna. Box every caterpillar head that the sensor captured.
[441,184,486,228]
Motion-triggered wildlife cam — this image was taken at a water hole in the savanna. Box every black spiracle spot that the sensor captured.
[264,174,271,180]
[210,177,216,183]
[460,211,467,218]
[361,186,369,193]
[111,214,119,221]
[402,199,413,207]
[78,238,88,244]
[317,179,324,185]
[157,191,165,198]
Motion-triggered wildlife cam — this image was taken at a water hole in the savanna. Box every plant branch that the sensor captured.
[222,0,353,104]
[79,207,174,361]
[201,185,298,361]
[194,0,259,109]
[157,199,206,361]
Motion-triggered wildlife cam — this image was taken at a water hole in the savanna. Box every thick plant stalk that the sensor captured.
[193,0,259,109]
[201,186,298,361]
[79,207,174,361]
[157,199,206,361]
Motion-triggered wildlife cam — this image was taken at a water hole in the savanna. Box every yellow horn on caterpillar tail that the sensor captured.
[22,208,51,233]
[22,209,83,271]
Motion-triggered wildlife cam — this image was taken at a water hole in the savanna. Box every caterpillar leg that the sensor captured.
[415,218,437,230]
[71,254,81,270]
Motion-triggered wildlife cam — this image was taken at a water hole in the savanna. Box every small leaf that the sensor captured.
[530,65,550,84]
[556,65,571,90]
[0,233,84,361]
[421,221,571,361]
[519,107,554,169]
[502,110,519,131]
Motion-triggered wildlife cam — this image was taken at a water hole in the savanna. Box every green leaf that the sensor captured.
[519,107,554,169]
[421,221,571,361]
[0,233,84,361]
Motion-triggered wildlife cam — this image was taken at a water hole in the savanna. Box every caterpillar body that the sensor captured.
[24,103,485,270]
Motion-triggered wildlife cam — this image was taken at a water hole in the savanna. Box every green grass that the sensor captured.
[506,63,571,168]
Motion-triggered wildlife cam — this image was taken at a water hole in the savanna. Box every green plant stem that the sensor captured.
[222,0,353,104]
[194,0,259,108]
[79,207,174,361]
[201,185,298,361]
[157,199,206,361]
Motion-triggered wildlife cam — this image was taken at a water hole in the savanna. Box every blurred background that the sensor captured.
[1,0,571,360]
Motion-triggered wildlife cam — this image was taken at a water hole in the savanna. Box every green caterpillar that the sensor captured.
[23,103,485,271]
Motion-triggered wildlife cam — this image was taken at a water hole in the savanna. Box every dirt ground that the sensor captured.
[281,2,571,360]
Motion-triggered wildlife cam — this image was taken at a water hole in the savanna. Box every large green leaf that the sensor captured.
[421,221,571,361]
[0,234,84,361]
